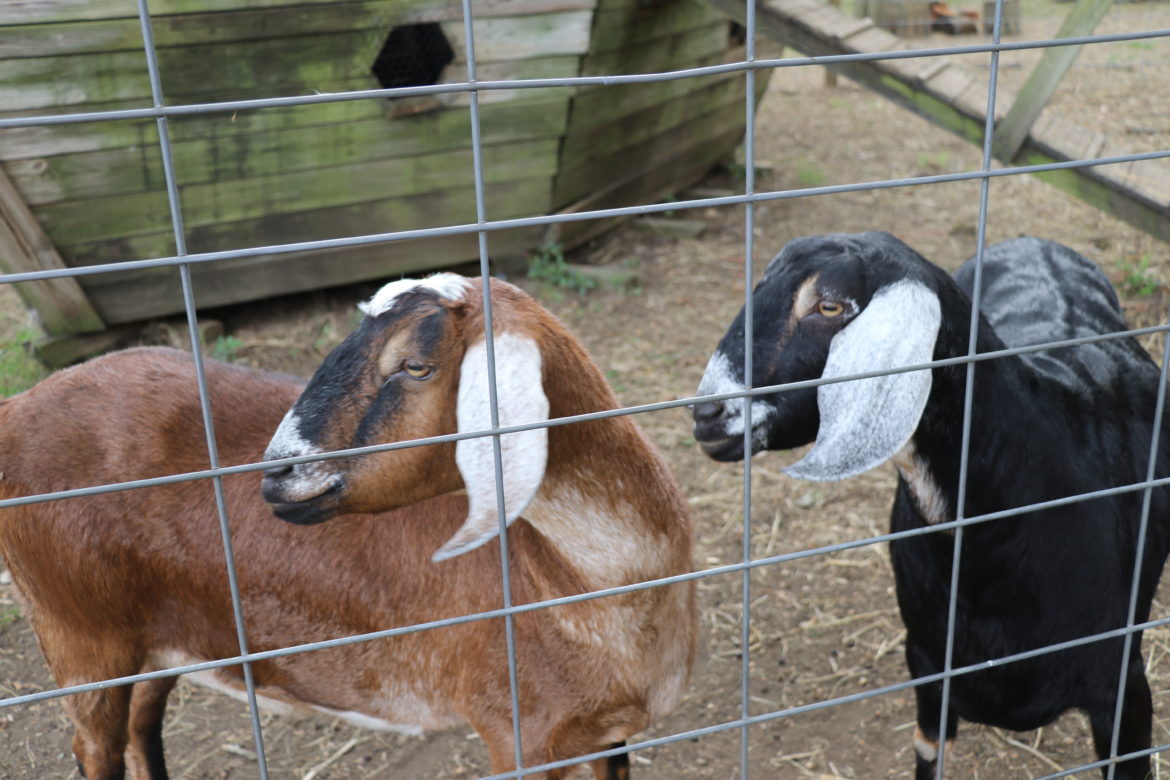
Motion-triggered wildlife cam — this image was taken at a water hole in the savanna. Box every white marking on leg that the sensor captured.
[914,726,939,762]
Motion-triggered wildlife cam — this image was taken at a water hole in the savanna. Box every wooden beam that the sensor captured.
[0,166,103,336]
[992,0,1113,162]
[701,0,1170,245]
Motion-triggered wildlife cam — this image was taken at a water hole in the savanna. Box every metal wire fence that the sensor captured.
[1,0,1170,777]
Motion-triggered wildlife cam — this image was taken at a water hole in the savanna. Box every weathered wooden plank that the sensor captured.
[992,0,1113,161]
[0,28,581,111]
[589,2,722,54]
[703,0,1170,243]
[7,100,570,205]
[0,165,104,335]
[555,94,752,206]
[2,0,594,25]
[566,53,734,131]
[444,12,593,62]
[72,181,549,323]
[582,22,728,78]
[0,90,568,160]
[552,124,746,248]
[1,3,594,58]
[62,176,551,271]
[36,138,559,247]
[560,75,747,173]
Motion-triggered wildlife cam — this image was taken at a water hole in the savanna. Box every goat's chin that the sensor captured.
[268,500,340,525]
[697,436,747,462]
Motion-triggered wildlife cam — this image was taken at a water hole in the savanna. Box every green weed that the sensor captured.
[1122,255,1160,297]
[527,242,595,297]
[0,604,21,629]
[795,161,827,188]
[0,327,47,397]
[211,334,246,363]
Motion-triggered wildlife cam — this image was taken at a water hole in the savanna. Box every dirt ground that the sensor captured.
[4,3,1170,777]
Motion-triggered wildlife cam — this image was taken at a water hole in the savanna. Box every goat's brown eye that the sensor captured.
[817,300,845,317]
[403,361,432,379]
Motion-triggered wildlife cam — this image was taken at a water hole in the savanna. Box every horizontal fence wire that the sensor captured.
[1,0,1169,777]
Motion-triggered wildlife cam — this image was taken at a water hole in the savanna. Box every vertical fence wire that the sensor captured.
[740,2,759,777]
[1105,314,1170,778]
[132,1,270,774]
[934,0,1005,776]
[457,3,528,773]
[1,2,1169,779]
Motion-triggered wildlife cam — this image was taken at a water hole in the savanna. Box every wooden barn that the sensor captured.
[0,0,768,351]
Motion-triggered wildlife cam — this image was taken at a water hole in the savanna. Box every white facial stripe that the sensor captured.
[358,273,471,318]
[695,351,777,439]
[264,409,341,499]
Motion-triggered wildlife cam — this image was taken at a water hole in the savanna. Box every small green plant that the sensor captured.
[527,242,595,296]
[605,369,627,395]
[795,160,827,188]
[916,150,952,172]
[211,334,246,363]
[0,604,21,629]
[1122,255,1160,297]
[0,328,47,397]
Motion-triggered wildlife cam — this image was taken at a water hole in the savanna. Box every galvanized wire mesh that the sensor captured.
[2,0,1170,778]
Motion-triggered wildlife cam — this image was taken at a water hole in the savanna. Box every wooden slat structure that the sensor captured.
[0,0,770,340]
[708,0,1170,244]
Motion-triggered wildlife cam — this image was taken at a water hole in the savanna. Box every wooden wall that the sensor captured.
[0,0,767,332]
[552,0,774,246]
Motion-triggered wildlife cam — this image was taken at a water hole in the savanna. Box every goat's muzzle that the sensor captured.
[691,401,747,462]
[261,466,345,525]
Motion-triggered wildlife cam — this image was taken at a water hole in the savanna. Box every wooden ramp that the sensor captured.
[709,0,1170,244]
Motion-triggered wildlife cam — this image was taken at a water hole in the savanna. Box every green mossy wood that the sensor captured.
[0,0,769,339]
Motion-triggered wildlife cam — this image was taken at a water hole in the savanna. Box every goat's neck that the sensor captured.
[523,416,683,590]
[898,289,1055,525]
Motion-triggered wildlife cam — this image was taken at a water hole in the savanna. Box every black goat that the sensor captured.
[691,232,1170,779]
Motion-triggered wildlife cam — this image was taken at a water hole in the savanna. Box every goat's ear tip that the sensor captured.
[431,517,500,563]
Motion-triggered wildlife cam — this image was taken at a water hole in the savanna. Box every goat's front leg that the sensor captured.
[907,644,958,780]
[586,741,629,780]
[1088,665,1152,780]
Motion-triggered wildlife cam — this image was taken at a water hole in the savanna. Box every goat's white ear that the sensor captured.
[433,333,549,562]
[785,280,940,482]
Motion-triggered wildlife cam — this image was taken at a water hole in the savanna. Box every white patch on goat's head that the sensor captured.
[695,351,777,448]
[263,408,342,502]
[433,332,550,561]
[358,273,471,318]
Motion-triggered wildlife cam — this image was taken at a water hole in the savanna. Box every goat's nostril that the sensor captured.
[263,464,293,481]
[692,401,725,423]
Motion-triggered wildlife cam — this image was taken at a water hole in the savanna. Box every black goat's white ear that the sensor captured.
[434,333,549,562]
[785,280,940,481]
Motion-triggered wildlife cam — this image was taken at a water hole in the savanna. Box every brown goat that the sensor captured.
[0,275,696,780]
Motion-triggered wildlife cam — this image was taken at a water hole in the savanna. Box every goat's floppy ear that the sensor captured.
[433,332,549,562]
[785,280,940,481]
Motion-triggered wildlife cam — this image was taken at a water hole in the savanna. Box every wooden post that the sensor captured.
[992,0,1113,162]
[0,166,104,336]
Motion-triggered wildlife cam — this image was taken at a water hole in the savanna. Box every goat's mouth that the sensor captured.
[265,482,344,525]
[695,432,747,462]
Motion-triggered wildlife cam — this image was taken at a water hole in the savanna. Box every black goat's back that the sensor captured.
[953,237,1155,397]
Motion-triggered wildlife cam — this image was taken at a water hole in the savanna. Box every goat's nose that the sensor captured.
[263,463,293,481]
[692,400,726,423]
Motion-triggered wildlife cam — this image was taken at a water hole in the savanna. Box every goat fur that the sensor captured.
[692,232,1170,779]
[0,275,695,780]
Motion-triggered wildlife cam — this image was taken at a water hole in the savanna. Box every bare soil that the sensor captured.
[3,3,1170,777]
